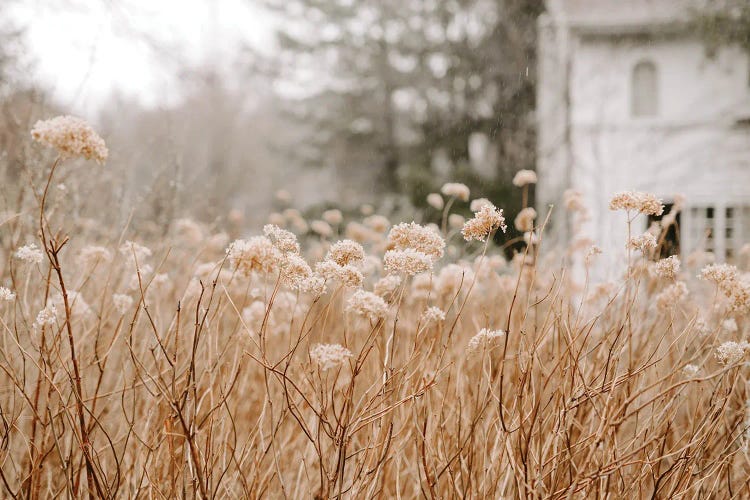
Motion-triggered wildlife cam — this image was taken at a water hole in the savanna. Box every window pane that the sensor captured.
[632,61,659,117]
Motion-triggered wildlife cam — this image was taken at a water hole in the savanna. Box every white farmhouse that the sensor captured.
[536,0,750,275]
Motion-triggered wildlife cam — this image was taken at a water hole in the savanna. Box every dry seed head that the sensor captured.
[426,193,444,210]
[609,191,664,216]
[322,209,343,225]
[311,220,333,237]
[512,169,537,187]
[264,224,300,254]
[15,243,44,264]
[326,240,365,266]
[310,343,352,370]
[440,182,470,201]
[387,222,445,261]
[470,198,492,212]
[421,306,446,325]
[0,287,15,301]
[514,207,536,232]
[31,115,108,164]
[654,255,680,279]
[226,237,281,276]
[346,290,388,320]
[383,249,433,275]
[112,294,133,315]
[715,341,750,366]
[467,328,505,355]
[373,275,402,298]
[462,204,507,241]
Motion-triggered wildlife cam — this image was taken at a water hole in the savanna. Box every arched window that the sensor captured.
[631,60,658,117]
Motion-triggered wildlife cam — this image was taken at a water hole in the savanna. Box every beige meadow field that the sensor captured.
[1,116,749,498]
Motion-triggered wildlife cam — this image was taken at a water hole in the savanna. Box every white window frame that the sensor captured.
[682,199,750,262]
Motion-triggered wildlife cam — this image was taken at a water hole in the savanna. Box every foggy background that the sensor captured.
[0,0,746,240]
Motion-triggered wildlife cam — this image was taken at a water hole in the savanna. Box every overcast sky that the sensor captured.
[10,0,276,114]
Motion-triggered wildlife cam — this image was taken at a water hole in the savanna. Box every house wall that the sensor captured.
[544,30,750,279]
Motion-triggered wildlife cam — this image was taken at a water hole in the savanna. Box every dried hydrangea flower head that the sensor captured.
[470,198,492,212]
[514,207,536,232]
[383,249,433,275]
[322,209,343,226]
[263,224,300,254]
[112,294,133,315]
[462,203,507,241]
[627,233,657,253]
[310,343,352,371]
[655,281,688,311]
[326,240,365,266]
[467,328,505,355]
[310,220,333,238]
[373,275,402,299]
[15,243,44,264]
[31,115,108,164]
[609,191,664,216]
[512,169,537,187]
[440,182,470,201]
[426,193,444,210]
[715,341,750,366]
[654,255,680,279]
[0,287,15,301]
[448,214,465,229]
[279,253,313,289]
[346,290,388,320]
[387,222,445,261]
[226,237,281,276]
[699,263,738,285]
[78,245,112,267]
[421,306,446,325]
[315,260,363,288]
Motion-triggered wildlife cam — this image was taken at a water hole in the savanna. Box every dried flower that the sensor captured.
[0,287,15,301]
[322,209,343,226]
[682,364,700,376]
[120,241,152,263]
[31,115,108,164]
[627,233,657,253]
[227,237,281,276]
[280,253,313,289]
[512,169,537,187]
[34,304,57,328]
[467,328,505,355]
[514,207,536,232]
[699,263,738,285]
[310,343,352,370]
[448,214,465,229]
[327,240,365,266]
[112,294,133,315]
[387,222,445,261]
[441,182,470,201]
[373,275,402,298]
[346,290,388,320]
[722,318,738,333]
[654,256,680,279]
[609,191,664,216]
[15,243,44,264]
[426,193,444,210]
[315,260,363,288]
[383,249,433,275]
[78,245,112,267]
[264,224,300,254]
[715,341,750,365]
[655,281,688,311]
[462,204,507,241]
[311,220,333,237]
[564,189,587,213]
[363,215,390,233]
[470,198,492,212]
[421,306,446,325]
